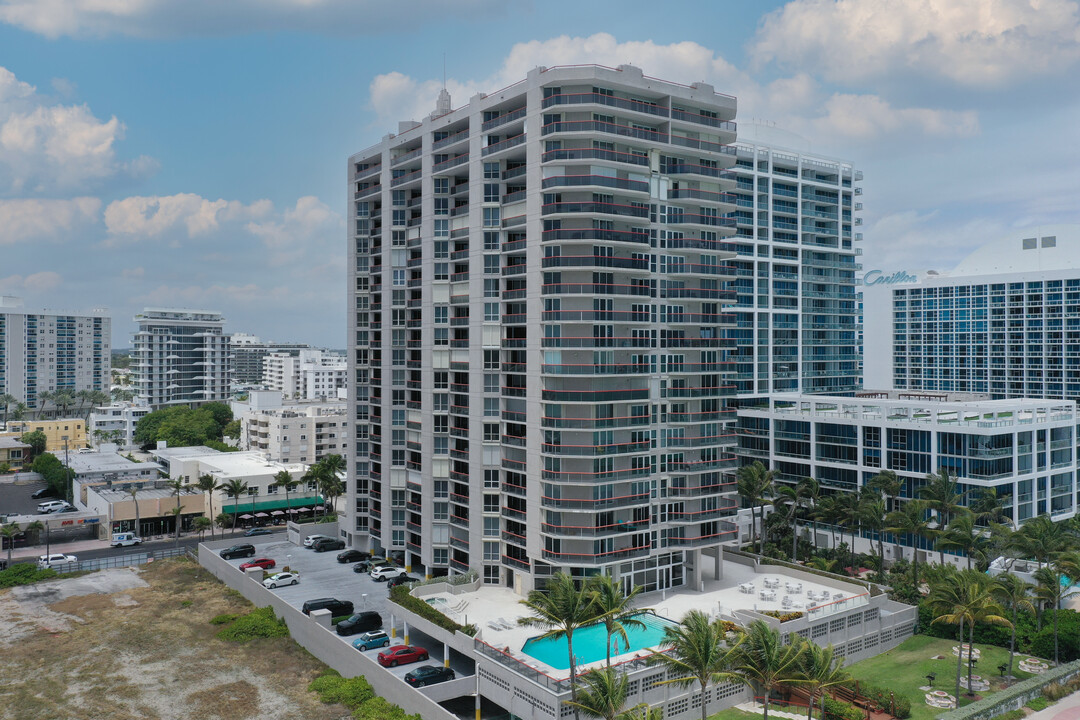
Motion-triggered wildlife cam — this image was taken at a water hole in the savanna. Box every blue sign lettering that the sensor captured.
[864,270,918,286]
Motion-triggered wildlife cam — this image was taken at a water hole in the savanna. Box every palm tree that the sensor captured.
[991,572,1034,680]
[647,609,746,720]
[835,491,868,576]
[1012,514,1077,569]
[218,478,249,535]
[799,640,850,720]
[737,461,775,554]
[166,477,189,540]
[126,485,141,537]
[24,519,44,549]
[586,574,647,666]
[11,402,27,422]
[970,487,1011,528]
[861,495,887,577]
[167,506,184,545]
[319,453,347,477]
[919,469,968,565]
[277,470,301,520]
[867,470,903,514]
[733,620,807,720]
[962,574,1011,692]
[193,516,212,540]
[886,500,933,585]
[565,667,659,720]
[0,393,15,429]
[927,570,974,701]
[1,522,20,563]
[928,570,1010,699]
[195,473,218,538]
[1033,564,1067,664]
[797,478,821,552]
[936,513,987,571]
[317,473,344,518]
[518,573,600,720]
[775,483,806,562]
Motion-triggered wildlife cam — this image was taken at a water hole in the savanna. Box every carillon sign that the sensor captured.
[863,270,919,286]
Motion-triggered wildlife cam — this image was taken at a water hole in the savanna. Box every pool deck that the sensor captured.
[415,560,871,680]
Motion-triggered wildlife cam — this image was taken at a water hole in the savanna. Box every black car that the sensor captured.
[404,665,455,688]
[220,544,256,559]
[336,549,371,563]
[335,611,383,636]
[301,598,354,616]
[352,560,376,573]
[30,488,54,499]
[386,574,419,590]
[244,528,273,537]
[312,538,346,553]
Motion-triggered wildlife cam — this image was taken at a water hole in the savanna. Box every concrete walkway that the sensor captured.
[1024,690,1080,720]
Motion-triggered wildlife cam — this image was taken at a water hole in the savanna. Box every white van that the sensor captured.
[37,500,69,514]
[37,553,78,569]
[111,532,142,547]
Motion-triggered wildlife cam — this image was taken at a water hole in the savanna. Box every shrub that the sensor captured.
[215,606,289,642]
[180,600,193,608]
[352,696,422,720]
[210,613,240,625]
[308,674,374,708]
[1042,681,1072,701]
[852,681,911,719]
[988,710,1026,720]
[0,563,58,588]
[1027,696,1050,711]
[761,610,804,622]
[823,695,863,720]
[1030,621,1080,663]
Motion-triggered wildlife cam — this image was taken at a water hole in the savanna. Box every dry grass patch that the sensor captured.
[0,558,346,720]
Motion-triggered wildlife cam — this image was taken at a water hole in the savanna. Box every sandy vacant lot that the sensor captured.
[0,560,348,720]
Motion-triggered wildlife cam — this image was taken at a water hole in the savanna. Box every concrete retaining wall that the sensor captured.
[199,543,459,720]
[287,520,339,546]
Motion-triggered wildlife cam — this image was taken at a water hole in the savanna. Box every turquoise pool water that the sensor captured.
[521,613,675,670]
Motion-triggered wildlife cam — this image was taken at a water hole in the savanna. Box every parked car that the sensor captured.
[352,630,391,651]
[303,534,332,548]
[111,532,142,547]
[352,560,375,573]
[30,487,54,499]
[262,571,300,589]
[335,611,383,636]
[56,506,79,513]
[377,645,428,668]
[312,537,346,553]
[301,598,354,617]
[370,565,405,582]
[386,574,419,590]
[404,665,455,688]
[37,553,78,570]
[219,544,256,559]
[36,500,69,514]
[336,549,370,563]
[239,557,276,571]
[244,528,274,537]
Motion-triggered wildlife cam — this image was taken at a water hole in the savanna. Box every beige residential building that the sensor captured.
[3,418,87,453]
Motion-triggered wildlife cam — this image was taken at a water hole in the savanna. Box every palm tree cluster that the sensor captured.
[519,573,853,720]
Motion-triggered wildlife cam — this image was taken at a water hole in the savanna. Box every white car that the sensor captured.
[37,553,78,570]
[303,534,332,548]
[37,500,70,514]
[369,565,404,582]
[262,571,300,589]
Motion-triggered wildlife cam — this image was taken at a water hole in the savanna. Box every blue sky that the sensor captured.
[1,0,1078,347]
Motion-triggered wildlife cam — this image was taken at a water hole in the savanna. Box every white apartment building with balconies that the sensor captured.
[347,64,740,594]
[262,349,346,400]
[132,308,232,409]
[232,389,348,464]
[0,296,110,414]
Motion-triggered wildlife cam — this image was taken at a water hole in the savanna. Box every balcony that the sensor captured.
[543,147,648,168]
[542,201,649,219]
[481,134,526,157]
[542,175,649,194]
[541,544,651,564]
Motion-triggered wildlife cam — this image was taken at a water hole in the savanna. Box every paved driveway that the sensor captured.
[216,538,474,684]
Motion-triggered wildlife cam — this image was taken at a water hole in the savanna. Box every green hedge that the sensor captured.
[308,669,420,720]
[847,680,911,719]
[0,563,59,588]
[215,606,289,641]
[389,584,478,635]
[823,695,863,720]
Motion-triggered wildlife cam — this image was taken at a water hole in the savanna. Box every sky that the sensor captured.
[0,0,1078,348]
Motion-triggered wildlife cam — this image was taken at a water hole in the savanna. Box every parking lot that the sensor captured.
[215,534,476,684]
[0,475,53,518]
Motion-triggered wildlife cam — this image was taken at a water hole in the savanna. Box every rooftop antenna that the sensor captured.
[433,52,451,116]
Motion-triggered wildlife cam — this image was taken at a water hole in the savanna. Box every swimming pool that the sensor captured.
[521,612,675,670]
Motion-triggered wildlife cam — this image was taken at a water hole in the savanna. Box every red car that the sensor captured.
[239,558,276,571]
[377,645,429,667]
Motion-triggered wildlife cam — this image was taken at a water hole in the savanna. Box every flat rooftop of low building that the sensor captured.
[0,436,30,449]
[96,485,201,502]
[67,451,160,475]
[413,556,876,681]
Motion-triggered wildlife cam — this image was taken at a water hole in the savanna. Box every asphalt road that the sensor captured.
[216,537,475,682]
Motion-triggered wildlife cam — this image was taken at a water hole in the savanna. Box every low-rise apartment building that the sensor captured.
[231,390,348,464]
[3,418,87,453]
[88,400,153,449]
[263,349,346,401]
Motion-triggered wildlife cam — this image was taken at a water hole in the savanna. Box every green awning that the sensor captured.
[221,496,325,514]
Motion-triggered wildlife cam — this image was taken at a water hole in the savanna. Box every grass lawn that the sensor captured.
[845,635,1034,720]
[709,708,763,720]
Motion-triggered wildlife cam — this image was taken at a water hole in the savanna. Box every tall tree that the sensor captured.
[218,478,249,535]
[928,570,1009,700]
[775,483,806,562]
[991,572,1034,680]
[20,430,47,459]
[586,574,647,667]
[927,570,974,702]
[1,522,20,563]
[166,478,190,540]
[733,620,807,720]
[885,500,933,585]
[276,470,301,519]
[861,495,888,577]
[195,473,218,539]
[736,461,775,554]
[0,393,15,429]
[799,641,850,720]
[936,513,987,571]
[518,573,600,720]
[919,469,967,565]
[648,609,746,720]
[970,487,1011,528]
[126,486,141,537]
[797,478,821,552]
[835,491,868,576]
[1012,514,1077,568]
[867,470,903,514]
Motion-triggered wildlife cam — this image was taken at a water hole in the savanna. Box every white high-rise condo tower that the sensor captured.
[133,308,232,409]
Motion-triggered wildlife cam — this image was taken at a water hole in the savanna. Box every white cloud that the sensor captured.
[752,0,1080,88]
[0,0,512,38]
[0,65,155,195]
[245,195,343,265]
[368,33,980,143]
[0,196,100,244]
[133,282,288,307]
[102,193,271,243]
[121,266,144,279]
[0,270,62,293]
[863,211,1012,270]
